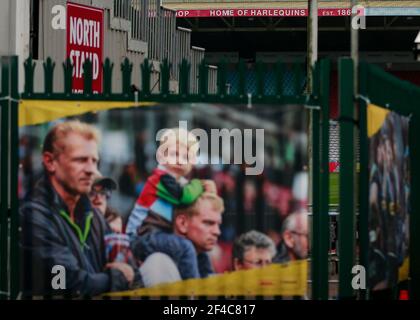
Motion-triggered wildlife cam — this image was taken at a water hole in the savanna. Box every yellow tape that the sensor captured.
[367,104,390,137]
[19,100,157,127]
[398,257,409,283]
[105,260,308,297]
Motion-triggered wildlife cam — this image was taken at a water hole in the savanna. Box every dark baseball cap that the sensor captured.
[92,176,117,191]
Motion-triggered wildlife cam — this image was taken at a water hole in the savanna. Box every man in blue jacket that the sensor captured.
[135,191,224,287]
[20,120,136,297]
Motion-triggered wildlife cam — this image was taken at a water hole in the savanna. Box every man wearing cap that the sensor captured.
[20,121,136,297]
[89,175,141,287]
[89,176,117,215]
[89,176,124,233]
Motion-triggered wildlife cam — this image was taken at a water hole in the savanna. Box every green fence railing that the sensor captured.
[357,61,420,300]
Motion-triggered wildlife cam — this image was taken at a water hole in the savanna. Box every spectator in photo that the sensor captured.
[89,175,123,233]
[89,176,116,214]
[104,207,124,234]
[127,128,208,281]
[134,191,224,287]
[273,211,309,263]
[89,175,141,285]
[232,230,276,271]
[126,127,204,237]
[20,120,136,297]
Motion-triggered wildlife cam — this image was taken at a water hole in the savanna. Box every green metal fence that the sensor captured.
[0,56,19,300]
[337,59,420,299]
[0,54,347,300]
[4,49,418,301]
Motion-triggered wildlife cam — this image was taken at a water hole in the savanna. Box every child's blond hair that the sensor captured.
[159,127,199,154]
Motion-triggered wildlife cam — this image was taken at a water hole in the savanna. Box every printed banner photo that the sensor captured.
[368,104,410,291]
[18,101,309,297]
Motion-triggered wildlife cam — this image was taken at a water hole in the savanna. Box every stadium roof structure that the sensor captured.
[162,1,420,63]
[163,0,420,18]
[162,0,420,34]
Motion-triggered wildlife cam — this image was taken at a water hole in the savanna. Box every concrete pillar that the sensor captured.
[0,0,30,91]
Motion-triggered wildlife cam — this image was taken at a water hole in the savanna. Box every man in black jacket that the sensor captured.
[20,120,135,297]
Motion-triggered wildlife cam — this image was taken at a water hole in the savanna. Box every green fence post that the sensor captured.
[103,58,114,96]
[23,57,35,97]
[338,58,356,299]
[198,60,208,97]
[410,112,420,300]
[63,58,73,96]
[0,56,11,300]
[311,59,330,300]
[43,57,55,96]
[321,59,331,300]
[121,58,133,97]
[179,59,191,96]
[320,59,331,299]
[9,56,19,299]
[141,58,151,97]
[311,62,321,300]
[358,62,369,300]
[83,59,93,96]
[160,59,171,96]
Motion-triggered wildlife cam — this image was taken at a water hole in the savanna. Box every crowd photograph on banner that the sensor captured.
[18,103,309,297]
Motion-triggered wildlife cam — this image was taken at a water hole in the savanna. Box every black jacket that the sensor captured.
[20,176,130,297]
[272,241,292,264]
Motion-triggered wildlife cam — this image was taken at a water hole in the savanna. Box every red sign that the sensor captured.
[66,2,104,93]
[175,8,364,18]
